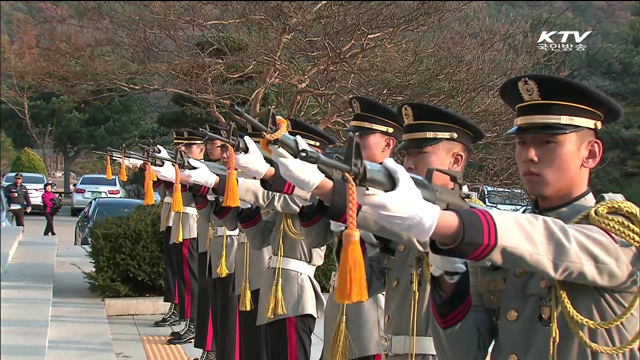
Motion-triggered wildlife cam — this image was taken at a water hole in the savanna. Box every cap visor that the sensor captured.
[506,125,587,135]
[397,138,444,152]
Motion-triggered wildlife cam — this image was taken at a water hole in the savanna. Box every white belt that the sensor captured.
[163,196,172,203]
[210,226,239,236]
[268,256,316,278]
[382,335,436,356]
[177,207,198,216]
[237,233,247,244]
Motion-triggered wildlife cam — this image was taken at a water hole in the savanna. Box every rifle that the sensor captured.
[196,123,276,162]
[228,105,472,210]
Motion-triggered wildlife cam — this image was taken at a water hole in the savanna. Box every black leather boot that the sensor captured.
[153,303,180,327]
[167,319,195,345]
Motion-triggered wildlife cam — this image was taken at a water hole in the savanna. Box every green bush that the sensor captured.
[86,204,164,298]
[315,241,337,293]
[10,147,47,175]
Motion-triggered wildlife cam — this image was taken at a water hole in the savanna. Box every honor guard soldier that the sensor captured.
[154,128,205,344]
[294,96,403,360]
[356,74,640,360]
[152,131,187,328]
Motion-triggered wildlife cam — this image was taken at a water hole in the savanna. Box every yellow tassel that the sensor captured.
[222,147,240,207]
[260,117,289,156]
[239,233,253,311]
[143,163,155,206]
[266,280,277,319]
[176,212,183,243]
[335,173,368,303]
[328,304,351,360]
[217,229,230,278]
[119,154,127,182]
[275,277,287,315]
[172,164,183,212]
[106,155,113,180]
[239,281,253,311]
[151,171,157,181]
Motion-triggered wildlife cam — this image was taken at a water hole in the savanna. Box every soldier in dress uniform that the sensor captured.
[182,118,337,360]
[154,128,205,345]
[184,126,231,360]
[272,101,485,359]
[295,96,403,360]
[355,74,640,360]
[152,131,187,328]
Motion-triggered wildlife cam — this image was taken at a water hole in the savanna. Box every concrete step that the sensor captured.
[0,234,58,360]
[1,226,23,272]
[45,245,116,360]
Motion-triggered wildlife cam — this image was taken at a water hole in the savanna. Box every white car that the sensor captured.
[71,174,127,216]
[475,185,531,212]
[2,172,48,213]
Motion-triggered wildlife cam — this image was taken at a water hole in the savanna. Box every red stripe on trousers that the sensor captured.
[183,238,192,318]
[286,317,297,360]
[206,307,214,351]
[174,280,178,304]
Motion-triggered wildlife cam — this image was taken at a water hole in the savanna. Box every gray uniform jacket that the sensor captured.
[235,206,271,295]
[214,176,328,325]
[156,180,174,232]
[168,184,198,244]
[428,191,640,360]
[315,179,438,359]
[303,218,386,359]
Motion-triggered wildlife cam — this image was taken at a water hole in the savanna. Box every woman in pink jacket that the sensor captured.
[42,183,57,236]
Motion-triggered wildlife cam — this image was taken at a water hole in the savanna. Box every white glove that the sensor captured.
[330,220,346,232]
[234,136,271,179]
[357,158,441,242]
[239,200,252,209]
[26,207,32,213]
[429,252,467,280]
[180,159,218,188]
[269,135,325,192]
[151,160,176,182]
[156,145,170,159]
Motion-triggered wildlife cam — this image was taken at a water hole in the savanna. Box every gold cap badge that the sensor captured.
[518,77,541,102]
[402,105,414,125]
[351,99,361,114]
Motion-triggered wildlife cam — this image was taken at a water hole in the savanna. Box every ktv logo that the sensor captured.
[537,31,592,52]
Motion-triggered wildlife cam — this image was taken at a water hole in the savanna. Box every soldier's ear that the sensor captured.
[582,137,603,170]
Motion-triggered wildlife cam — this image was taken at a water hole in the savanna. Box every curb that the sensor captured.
[104,296,170,316]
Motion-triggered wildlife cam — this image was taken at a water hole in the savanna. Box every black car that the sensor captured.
[74,197,143,245]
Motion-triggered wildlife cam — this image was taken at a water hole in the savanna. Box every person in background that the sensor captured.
[42,182,57,236]
[3,173,31,228]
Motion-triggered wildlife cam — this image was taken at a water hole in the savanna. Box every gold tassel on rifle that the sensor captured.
[260,116,289,155]
[106,155,113,180]
[222,147,239,207]
[151,170,157,181]
[216,228,230,278]
[335,173,368,304]
[144,163,155,206]
[119,154,127,182]
[239,234,253,311]
[172,164,183,212]
[266,221,287,319]
[328,303,351,360]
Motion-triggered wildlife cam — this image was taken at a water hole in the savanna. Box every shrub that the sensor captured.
[86,204,164,298]
[10,147,47,175]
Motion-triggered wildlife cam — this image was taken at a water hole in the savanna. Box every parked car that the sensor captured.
[74,197,144,245]
[2,172,48,213]
[71,174,128,216]
[1,189,13,227]
[474,185,531,212]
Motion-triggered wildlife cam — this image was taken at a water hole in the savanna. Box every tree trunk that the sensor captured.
[249,27,290,117]
[62,150,80,198]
